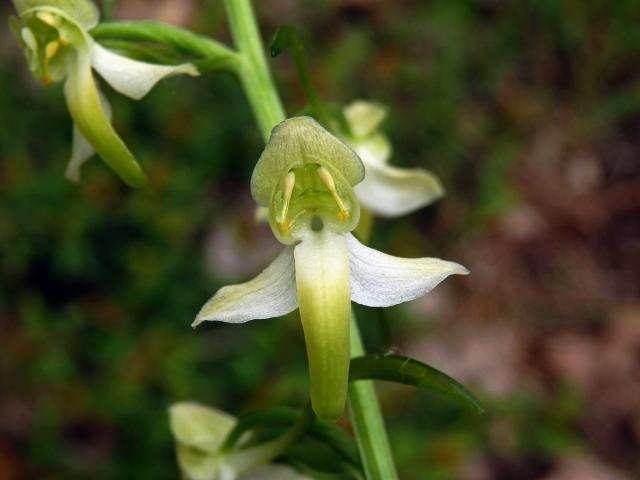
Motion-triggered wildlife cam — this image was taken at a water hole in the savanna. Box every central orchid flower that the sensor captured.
[194,117,468,421]
[11,0,199,186]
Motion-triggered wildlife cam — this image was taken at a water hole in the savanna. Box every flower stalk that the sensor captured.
[224,0,285,141]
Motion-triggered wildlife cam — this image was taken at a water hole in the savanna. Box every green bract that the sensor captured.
[251,117,364,244]
[340,100,445,217]
[10,0,199,187]
[196,118,468,421]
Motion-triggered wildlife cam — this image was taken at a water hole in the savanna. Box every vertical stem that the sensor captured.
[223,1,398,477]
[102,0,117,21]
[348,316,398,480]
[224,0,286,139]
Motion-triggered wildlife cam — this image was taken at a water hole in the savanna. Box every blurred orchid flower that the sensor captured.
[193,117,468,421]
[169,402,311,480]
[10,0,199,186]
[340,100,444,217]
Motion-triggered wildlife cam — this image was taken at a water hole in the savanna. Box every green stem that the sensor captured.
[348,316,398,480]
[102,0,116,21]
[224,0,286,140]
[223,1,397,477]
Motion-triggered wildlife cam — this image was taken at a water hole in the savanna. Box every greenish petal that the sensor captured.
[169,402,236,454]
[176,445,223,480]
[343,100,387,138]
[64,51,147,187]
[294,231,351,422]
[354,161,444,217]
[91,43,199,101]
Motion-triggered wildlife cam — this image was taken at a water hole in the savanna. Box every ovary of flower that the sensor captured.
[11,0,199,187]
[194,117,469,422]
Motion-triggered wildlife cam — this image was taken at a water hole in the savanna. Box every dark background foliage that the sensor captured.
[1,0,639,478]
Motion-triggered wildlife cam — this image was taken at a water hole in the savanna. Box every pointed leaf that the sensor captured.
[222,408,360,469]
[349,354,484,414]
[270,25,297,58]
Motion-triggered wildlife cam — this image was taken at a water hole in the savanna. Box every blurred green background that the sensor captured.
[1,0,639,478]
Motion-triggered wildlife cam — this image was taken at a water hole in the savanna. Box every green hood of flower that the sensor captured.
[11,0,94,85]
[250,117,365,244]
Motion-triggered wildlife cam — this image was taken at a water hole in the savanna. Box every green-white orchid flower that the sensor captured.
[194,117,468,422]
[340,100,444,217]
[10,0,199,187]
[169,402,311,480]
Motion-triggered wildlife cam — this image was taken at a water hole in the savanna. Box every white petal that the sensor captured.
[169,402,236,454]
[193,247,298,327]
[354,160,444,217]
[349,132,391,167]
[65,89,112,182]
[347,233,468,307]
[91,43,199,101]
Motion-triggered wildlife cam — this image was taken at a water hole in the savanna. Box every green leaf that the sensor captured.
[349,354,485,414]
[269,25,297,59]
[285,445,364,480]
[222,408,361,469]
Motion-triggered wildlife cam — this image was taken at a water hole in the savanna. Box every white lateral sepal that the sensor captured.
[92,43,199,100]
[347,233,468,307]
[193,247,298,327]
[354,161,445,217]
